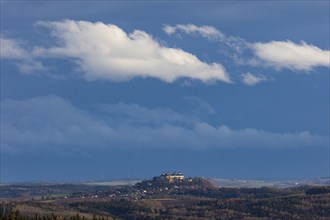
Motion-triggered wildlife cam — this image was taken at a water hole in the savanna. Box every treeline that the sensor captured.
[68,200,146,219]
[64,193,330,219]
[1,184,116,200]
[2,186,329,220]
[177,186,301,199]
[66,187,330,219]
[195,193,330,219]
[0,205,113,220]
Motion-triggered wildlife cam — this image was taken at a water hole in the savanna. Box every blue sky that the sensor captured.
[1,1,329,182]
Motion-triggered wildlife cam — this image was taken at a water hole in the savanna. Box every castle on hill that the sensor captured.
[161,172,184,183]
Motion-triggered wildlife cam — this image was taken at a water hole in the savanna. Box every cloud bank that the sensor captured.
[1,96,328,154]
[2,22,329,84]
[33,20,230,83]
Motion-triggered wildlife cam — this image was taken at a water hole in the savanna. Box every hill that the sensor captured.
[1,175,330,219]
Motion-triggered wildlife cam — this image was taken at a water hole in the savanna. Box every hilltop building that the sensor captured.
[161,172,184,183]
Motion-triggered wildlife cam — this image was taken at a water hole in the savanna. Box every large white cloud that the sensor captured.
[1,96,328,154]
[33,20,230,83]
[251,41,330,71]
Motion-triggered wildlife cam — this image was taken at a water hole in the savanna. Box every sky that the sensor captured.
[0,1,329,182]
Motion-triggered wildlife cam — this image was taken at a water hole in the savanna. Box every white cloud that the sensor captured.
[34,20,230,83]
[241,72,270,86]
[163,24,246,54]
[0,37,27,59]
[165,24,330,72]
[163,24,224,40]
[17,60,47,74]
[1,96,328,154]
[3,22,329,80]
[251,40,330,71]
[0,36,47,73]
